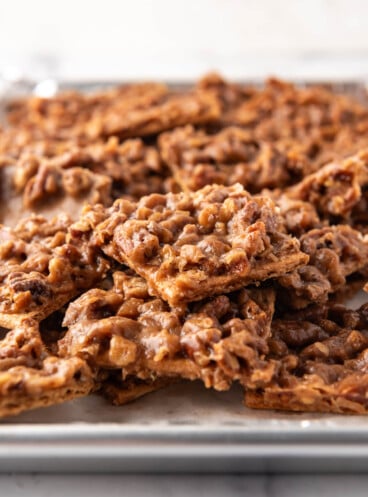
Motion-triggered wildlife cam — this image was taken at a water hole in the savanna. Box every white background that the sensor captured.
[0,0,368,80]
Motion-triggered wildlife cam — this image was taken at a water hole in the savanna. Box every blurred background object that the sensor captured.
[0,0,367,81]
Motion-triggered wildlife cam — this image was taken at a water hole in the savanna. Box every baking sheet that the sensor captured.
[0,79,368,473]
[3,379,368,473]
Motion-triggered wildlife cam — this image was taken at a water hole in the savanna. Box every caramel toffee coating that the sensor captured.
[71,183,307,306]
[245,302,368,414]
[58,271,275,391]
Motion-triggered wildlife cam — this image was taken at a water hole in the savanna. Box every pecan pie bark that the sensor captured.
[1,136,167,226]
[159,125,308,193]
[0,130,79,164]
[1,152,112,227]
[229,78,368,140]
[87,90,221,139]
[5,83,169,140]
[0,319,93,418]
[285,150,368,223]
[277,225,368,309]
[196,73,256,122]
[0,215,109,328]
[4,83,220,142]
[59,271,275,391]
[73,183,308,305]
[245,303,368,414]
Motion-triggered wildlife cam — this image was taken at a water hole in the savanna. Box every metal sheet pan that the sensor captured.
[3,379,368,473]
[0,79,368,473]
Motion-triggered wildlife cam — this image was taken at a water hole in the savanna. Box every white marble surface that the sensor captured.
[0,474,367,497]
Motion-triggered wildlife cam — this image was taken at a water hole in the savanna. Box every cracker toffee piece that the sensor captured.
[13,136,167,202]
[0,215,109,328]
[58,271,276,391]
[90,90,221,139]
[72,183,308,306]
[285,149,368,223]
[245,302,368,414]
[196,72,257,122]
[159,125,309,193]
[0,320,93,418]
[219,77,368,140]
[4,83,169,140]
[277,225,368,309]
[3,82,220,142]
[0,136,167,227]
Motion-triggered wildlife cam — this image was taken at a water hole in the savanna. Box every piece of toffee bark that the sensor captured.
[277,225,368,309]
[211,76,368,139]
[58,271,275,391]
[0,215,109,328]
[159,125,309,193]
[87,90,221,139]
[285,149,368,224]
[0,319,93,418]
[4,82,220,141]
[1,136,167,227]
[4,83,169,140]
[71,183,308,306]
[245,302,368,414]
